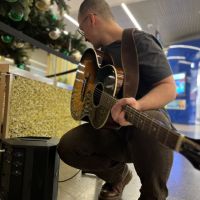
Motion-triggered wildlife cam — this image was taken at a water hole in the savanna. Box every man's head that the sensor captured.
[78,0,115,48]
[78,0,114,20]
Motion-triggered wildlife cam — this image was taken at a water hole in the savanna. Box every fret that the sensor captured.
[164,129,181,149]
[163,129,169,145]
[151,123,160,139]
[126,113,132,122]
[157,127,168,144]
[135,112,141,128]
[146,118,179,149]
[126,106,146,128]
[125,107,135,124]
[138,117,145,130]
[147,118,153,135]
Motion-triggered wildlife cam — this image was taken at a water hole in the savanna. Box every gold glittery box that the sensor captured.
[0,64,79,138]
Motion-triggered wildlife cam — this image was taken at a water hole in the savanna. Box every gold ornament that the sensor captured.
[42,0,51,4]
[35,0,51,11]
[49,29,61,40]
[71,50,82,61]
[13,41,25,48]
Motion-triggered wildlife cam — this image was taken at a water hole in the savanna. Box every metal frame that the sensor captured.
[0,64,12,138]
[0,72,6,137]
[2,73,13,138]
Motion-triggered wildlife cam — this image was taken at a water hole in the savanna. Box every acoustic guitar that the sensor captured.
[71,48,200,170]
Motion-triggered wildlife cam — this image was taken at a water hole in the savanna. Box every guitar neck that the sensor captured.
[101,92,181,151]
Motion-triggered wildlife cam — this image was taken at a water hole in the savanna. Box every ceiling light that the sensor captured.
[64,14,79,27]
[121,3,142,30]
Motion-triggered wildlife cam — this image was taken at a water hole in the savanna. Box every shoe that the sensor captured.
[98,167,132,200]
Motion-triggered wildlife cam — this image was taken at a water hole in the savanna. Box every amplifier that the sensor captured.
[0,137,60,200]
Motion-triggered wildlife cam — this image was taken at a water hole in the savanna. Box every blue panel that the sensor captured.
[166,39,200,124]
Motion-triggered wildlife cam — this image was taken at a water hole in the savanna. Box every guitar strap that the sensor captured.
[121,28,139,98]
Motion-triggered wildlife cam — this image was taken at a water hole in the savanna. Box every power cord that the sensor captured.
[58,169,81,183]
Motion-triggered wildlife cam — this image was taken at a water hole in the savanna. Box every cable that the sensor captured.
[46,68,77,78]
[58,169,81,183]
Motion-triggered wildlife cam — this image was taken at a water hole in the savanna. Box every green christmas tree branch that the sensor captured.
[0,0,86,69]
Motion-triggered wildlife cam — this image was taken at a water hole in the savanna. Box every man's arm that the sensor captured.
[137,75,176,111]
[111,75,176,126]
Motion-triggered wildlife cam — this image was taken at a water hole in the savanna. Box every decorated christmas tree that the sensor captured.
[0,0,86,68]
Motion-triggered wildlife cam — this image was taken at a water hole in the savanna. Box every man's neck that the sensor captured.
[100,22,123,46]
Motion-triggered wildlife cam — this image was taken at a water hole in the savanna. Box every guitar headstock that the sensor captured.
[180,137,200,170]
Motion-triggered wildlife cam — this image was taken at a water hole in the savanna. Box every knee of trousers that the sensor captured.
[57,133,76,165]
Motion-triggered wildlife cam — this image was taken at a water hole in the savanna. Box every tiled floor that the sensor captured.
[57,124,200,200]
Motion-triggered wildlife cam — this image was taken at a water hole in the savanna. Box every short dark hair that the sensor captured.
[78,0,114,20]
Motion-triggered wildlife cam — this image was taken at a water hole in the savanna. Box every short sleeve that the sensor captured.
[134,30,173,85]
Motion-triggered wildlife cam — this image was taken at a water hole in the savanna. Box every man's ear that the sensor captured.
[90,13,97,26]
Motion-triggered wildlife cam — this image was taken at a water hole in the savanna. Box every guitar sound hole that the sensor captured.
[93,83,103,106]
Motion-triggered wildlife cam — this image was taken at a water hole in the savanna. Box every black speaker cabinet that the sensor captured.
[0,137,60,200]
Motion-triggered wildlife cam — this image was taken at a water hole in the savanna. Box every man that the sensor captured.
[57,0,177,199]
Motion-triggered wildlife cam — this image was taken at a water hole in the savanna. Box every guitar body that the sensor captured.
[71,48,124,129]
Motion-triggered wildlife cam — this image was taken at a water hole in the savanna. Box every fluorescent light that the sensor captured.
[121,3,142,30]
[167,56,186,60]
[169,45,200,51]
[64,14,79,27]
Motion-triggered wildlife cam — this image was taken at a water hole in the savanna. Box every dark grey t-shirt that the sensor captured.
[101,29,172,99]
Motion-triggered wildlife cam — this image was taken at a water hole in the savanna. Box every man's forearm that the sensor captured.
[137,82,176,111]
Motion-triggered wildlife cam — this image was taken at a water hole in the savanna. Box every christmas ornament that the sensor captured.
[17,63,25,69]
[21,56,29,62]
[35,0,51,12]
[70,50,82,61]
[51,14,57,22]
[21,0,33,21]
[60,48,69,56]
[1,35,13,43]
[41,0,51,4]
[8,6,24,21]
[49,29,61,40]
[13,41,25,48]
